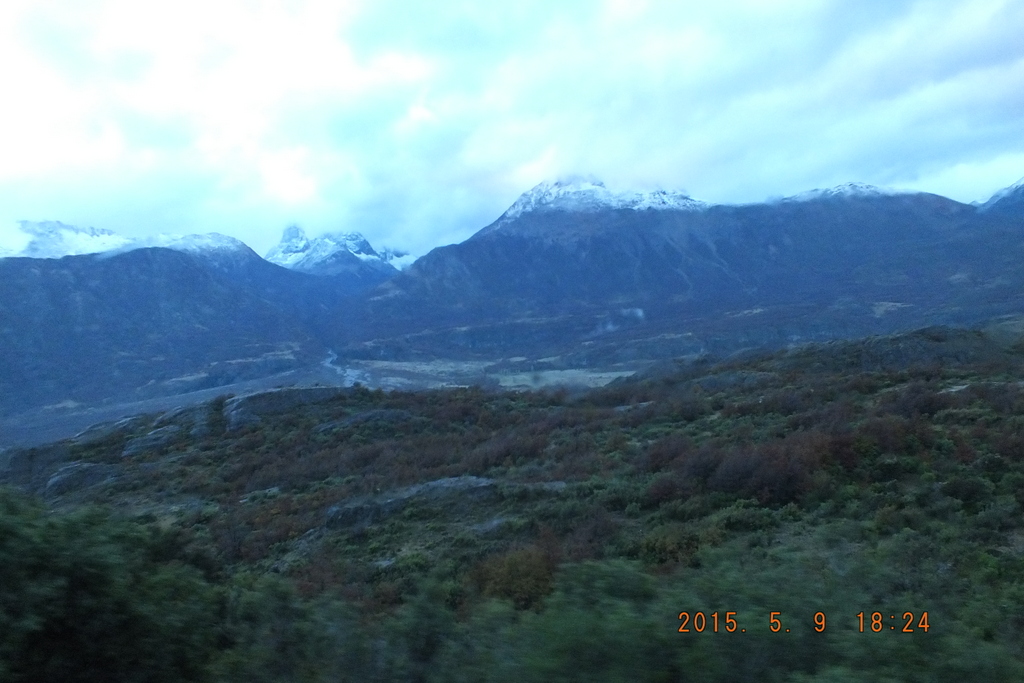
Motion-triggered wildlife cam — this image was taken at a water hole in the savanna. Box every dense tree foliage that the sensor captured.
[0,492,219,682]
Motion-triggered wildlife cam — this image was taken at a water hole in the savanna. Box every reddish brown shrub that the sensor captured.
[473,547,555,609]
[643,433,694,473]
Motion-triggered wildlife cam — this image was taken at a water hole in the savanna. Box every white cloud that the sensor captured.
[0,0,1022,257]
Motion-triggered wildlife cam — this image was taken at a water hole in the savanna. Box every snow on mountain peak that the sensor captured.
[265,225,395,274]
[980,176,1024,211]
[144,232,252,254]
[497,177,707,223]
[0,221,256,261]
[782,182,901,202]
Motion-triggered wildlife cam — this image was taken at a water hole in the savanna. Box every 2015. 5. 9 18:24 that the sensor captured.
[677,611,930,634]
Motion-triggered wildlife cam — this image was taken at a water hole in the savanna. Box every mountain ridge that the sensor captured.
[1,175,1023,426]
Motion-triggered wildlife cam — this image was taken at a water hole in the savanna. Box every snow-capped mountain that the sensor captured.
[3,174,1024,429]
[981,176,1024,214]
[489,177,706,229]
[780,182,903,202]
[264,225,398,278]
[141,232,250,254]
[383,173,1017,356]
[2,220,254,262]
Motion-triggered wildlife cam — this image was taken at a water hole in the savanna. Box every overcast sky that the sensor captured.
[1,0,1023,258]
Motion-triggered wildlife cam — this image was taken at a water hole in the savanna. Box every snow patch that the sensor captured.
[1,221,251,260]
[265,225,396,274]
[781,182,902,203]
[146,232,250,254]
[980,176,1024,210]
[496,177,707,224]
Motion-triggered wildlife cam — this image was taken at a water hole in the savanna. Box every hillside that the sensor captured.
[3,325,1024,680]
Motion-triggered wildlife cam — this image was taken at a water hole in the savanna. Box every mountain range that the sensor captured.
[1,177,1022,445]
[342,179,1024,361]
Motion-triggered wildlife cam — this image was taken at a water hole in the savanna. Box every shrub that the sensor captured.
[0,490,220,683]
[473,547,555,610]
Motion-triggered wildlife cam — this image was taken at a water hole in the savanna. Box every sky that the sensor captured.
[1,0,1023,259]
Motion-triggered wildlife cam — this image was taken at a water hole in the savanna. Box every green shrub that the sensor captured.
[0,489,219,683]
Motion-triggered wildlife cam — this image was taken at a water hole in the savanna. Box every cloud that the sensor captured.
[0,0,1022,257]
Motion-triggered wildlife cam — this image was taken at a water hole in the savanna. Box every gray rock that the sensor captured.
[45,461,119,495]
[223,402,261,432]
[152,406,189,428]
[122,425,181,457]
[0,443,73,489]
[72,416,147,446]
[153,405,213,439]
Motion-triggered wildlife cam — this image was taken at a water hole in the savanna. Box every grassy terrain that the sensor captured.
[3,326,1024,681]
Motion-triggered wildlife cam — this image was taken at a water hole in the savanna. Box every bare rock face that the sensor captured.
[72,417,148,446]
[45,461,119,496]
[153,405,215,439]
[0,443,73,490]
[122,425,182,457]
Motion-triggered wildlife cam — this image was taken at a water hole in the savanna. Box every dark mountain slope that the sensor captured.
[3,178,1024,421]
[982,179,1024,216]
[339,188,1024,361]
[0,247,328,414]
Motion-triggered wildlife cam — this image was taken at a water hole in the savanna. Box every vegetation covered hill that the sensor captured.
[2,325,1024,681]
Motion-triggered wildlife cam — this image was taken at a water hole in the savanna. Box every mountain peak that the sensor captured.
[265,226,397,277]
[781,182,901,203]
[494,177,707,226]
[145,233,252,255]
[980,176,1024,214]
[1,221,254,261]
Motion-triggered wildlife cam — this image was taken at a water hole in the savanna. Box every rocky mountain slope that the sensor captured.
[0,244,340,416]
